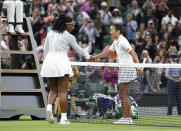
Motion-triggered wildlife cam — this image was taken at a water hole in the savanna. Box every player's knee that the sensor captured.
[51,87,58,94]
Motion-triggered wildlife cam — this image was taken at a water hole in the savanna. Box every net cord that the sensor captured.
[71,62,181,68]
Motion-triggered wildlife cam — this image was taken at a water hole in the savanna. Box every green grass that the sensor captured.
[0,116,181,131]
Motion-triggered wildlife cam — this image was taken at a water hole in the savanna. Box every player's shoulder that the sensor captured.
[64,31,75,38]
[119,35,128,43]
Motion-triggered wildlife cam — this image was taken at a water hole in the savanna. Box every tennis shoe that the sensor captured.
[113,117,133,125]
[46,107,54,123]
[60,119,70,125]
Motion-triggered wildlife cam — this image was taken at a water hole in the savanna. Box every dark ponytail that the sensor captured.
[52,13,67,33]
[111,24,127,37]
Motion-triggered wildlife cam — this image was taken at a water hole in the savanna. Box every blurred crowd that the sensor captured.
[1,0,181,93]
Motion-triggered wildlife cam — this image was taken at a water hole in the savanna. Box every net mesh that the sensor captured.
[65,62,181,127]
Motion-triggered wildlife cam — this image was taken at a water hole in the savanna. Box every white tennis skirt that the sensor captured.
[118,67,137,84]
[40,52,73,78]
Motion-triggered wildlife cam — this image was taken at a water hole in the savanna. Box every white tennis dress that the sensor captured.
[109,35,137,83]
[41,30,90,77]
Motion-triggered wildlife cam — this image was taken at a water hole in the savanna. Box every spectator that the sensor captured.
[145,19,157,40]
[102,58,119,90]
[140,50,152,63]
[79,33,92,54]
[1,37,11,69]
[142,0,156,11]
[137,23,147,39]
[94,12,106,50]
[146,55,162,92]
[80,0,94,14]
[161,10,178,32]
[34,25,47,46]
[123,13,137,43]
[177,35,181,50]
[30,7,43,34]
[79,19,99,53]
[140,33,157,60]
[142,8,156,27]
[156,2,169,31]
[165,54,181,115]
[127,0,143,26]
[171,22,181,44]
[157,24,168,38]
[111,8,123,25]
[85,58,102,83]
[77,11,90,26]
[99,1,112,26]
[30,0,45,17]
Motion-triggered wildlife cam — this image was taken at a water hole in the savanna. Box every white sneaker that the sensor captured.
[46,107,54,123]
[8,24,15,34]
[113,117,133,125]
[15,25,24,34]
[60,119,70,125]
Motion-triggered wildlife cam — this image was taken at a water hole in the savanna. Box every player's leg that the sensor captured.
[4,0,15,33]
[113,82,133,124]
[15,0,24,34]
[46,77,58,123]
[119,83,131,118]
[53,96,59,120]
[58,75,70,125]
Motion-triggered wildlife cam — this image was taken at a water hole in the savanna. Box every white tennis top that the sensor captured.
[41,30,90,77]
[44,30,90,59]
[109,35,134,64]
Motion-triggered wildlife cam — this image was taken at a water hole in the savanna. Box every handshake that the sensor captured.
[89,55,99,62]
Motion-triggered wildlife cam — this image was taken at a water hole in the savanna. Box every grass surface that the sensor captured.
[0,116,181,131]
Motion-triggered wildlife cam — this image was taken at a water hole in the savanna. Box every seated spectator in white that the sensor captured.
[99,1,112,26]
[111,8,123,25]
[161,10,178,32]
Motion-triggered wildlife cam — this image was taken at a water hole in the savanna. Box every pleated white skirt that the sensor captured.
[40,52,73,77]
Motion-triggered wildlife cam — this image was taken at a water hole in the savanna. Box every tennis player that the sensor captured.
[92,24,142,124]
[41,14,90,125]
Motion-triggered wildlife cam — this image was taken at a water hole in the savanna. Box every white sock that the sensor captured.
[47,104,52,110]
[61,113,67,120]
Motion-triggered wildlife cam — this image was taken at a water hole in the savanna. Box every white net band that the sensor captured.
[71,62,181,68]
